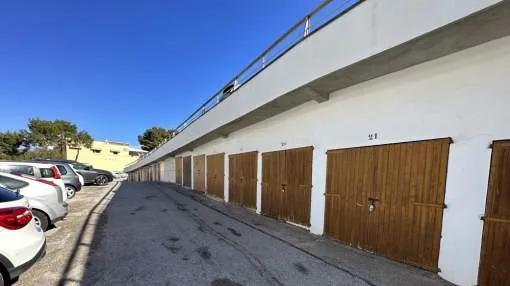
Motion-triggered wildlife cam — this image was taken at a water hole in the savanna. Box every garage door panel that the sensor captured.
[193,155,206,192]
[207,153,224,199]
[285,147,313,226]
[228,157,238,202]
[229,152,258,209]
[488,146,510,216]
[245,152,259,209]
[262,147,312,225]
[478,141,510,286]
[261,151,285,219]
[479,222,510,285]
[183,156,192,187]
[261,154,272,217]
[176,157,183,185]
[325,138,450,271]
[261,181,271,216]
[326,147,373,249]
[244,178,258,209]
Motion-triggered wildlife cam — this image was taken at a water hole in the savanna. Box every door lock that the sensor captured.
[368,197,379,212]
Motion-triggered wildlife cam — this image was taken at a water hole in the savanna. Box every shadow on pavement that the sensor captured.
[56,182,120,286]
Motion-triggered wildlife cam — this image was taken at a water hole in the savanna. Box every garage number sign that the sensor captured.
[368,133,378,140]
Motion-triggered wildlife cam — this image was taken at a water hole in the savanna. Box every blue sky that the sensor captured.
[0,0,323,146]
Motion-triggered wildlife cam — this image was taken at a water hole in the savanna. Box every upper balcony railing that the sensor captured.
[132,0,362,165]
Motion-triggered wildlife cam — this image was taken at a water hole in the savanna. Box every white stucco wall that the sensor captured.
[168,36,510,285]
[160,157,176,183]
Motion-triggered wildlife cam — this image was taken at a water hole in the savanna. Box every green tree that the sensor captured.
[0,131,27,159]
[73,131,93,161]
[27,118,93,158]
[137,127,175,151]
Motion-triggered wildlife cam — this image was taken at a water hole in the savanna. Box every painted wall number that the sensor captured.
[368,133,378,140]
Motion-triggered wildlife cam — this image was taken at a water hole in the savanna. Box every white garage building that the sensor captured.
[126,1,510,285]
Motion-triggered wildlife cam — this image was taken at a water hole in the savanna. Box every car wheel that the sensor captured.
[65,185,76,199]
[0,269,5,286]
[95,175,108,186]
[32,210,49,231]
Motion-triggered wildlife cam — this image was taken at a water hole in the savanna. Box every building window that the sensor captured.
[111,150,119,155]
[92,149,101,154]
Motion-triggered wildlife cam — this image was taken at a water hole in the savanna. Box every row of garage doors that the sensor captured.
[172,139,510,283]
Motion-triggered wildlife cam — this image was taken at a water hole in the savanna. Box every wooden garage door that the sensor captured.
[207,153,224,199]
[176,157,183,185]
[193,155,206,192]
[148,165,153,182]
[325,138,450,271]
[158,162,164,181]
[154,164,160,181]
[261,146,313,226]
[478,140,510,286]
[183,156,192,188]
[229,151,258,209]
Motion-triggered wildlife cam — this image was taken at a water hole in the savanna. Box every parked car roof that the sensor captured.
[0,161,56,168]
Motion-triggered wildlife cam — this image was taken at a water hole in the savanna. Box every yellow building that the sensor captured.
[66,140,147,172]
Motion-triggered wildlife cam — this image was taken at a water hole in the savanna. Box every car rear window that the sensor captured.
[0,186,23,202]
[0,165,35,176]
[73,163,87,170]
[0,175,29,190]
[40,168,54,178]
[56,165,67,175]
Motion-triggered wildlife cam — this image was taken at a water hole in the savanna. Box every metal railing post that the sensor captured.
[304,16,311,37]
[234,77,239,89]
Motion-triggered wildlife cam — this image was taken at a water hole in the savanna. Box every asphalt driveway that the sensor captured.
[16,182,452,286]
[76,183,450,286]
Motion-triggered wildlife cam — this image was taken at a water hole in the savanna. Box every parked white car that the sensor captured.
[0,172,68,231]
[69,165,84,186]
[0,161,68,202]
[0,186,46,285]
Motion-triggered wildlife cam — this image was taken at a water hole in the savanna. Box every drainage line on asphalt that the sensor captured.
[153,182,376,286]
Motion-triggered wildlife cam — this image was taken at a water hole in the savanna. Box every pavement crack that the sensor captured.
[211,278,243,286]
[227,227,242,237]
[293,262,309,275]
